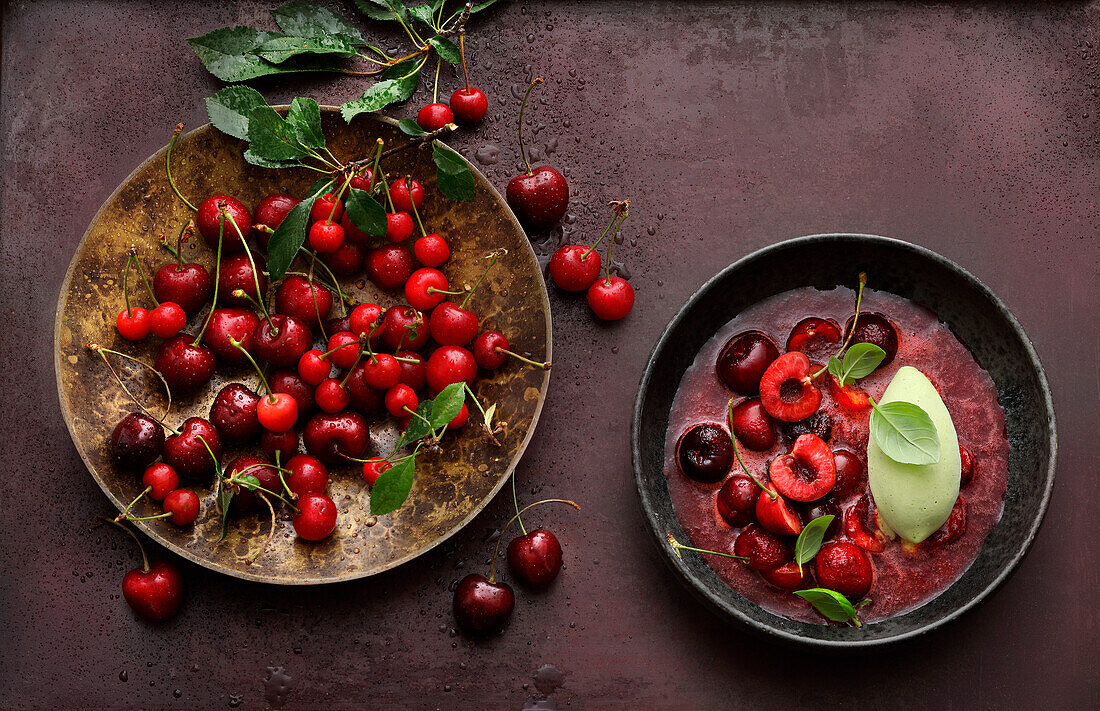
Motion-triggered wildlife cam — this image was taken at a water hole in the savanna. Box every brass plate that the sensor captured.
[54,110,551,584]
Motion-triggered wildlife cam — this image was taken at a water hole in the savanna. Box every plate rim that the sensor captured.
[55,108,553,585]
[631,232,1056,647]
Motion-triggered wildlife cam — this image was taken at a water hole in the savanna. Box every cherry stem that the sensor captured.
[462,382,499,445]
[121,253,135,316]
[426,286,465,297]
[96,516,150,573]
[247,493,278,565]
[581,200,630,261]
[495,347,551,370]
[88,344,175,431]
[117,486,153,521]
[811,272,868,381]
[433,56,442,104]
[459,30,471,91]
[223,208,271,323]
[338,336,369,387]
[133,255,159,306]
[166,123,198,213]
[517,77,543,176]
[601,205,630,283]
[727,399,777,499]
[287,261,355,305]
[192,212,225,346]
[125,511,174,522]
[195,434,222,476]
[229,337,274,398]
[665,532,750,564]
[511,472,525,535]
[327,172,355,223]
[489,499,580,583]
[459,249,506,309]
[407,177,428,237]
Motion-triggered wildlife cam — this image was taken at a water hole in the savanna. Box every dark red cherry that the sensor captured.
[209,383,261,445]
[778,413,833,446]
[227,455,280,513]
[547,244,600,292]
[755,490,803,536]
[425,346,477,394]
[417,102,454,131]
[366,245,414,291]
[321,241,367,278]
[196,195,252,252]
[217,253,267,307]
[786,317,842,361]
[345,364,383,415]
[797,497,841,538]
[349,167,373,192]
[716,474,758,527]
[122,560,184,622]
[285,454,329,498]
[716,331,780,396]
[814,541,873,599]
[844,312,899,365]
[844,495,888,553]
[382,305,429,351]
[385,212,414,243]
[310,193,343,224]
[758,352,822,422]
[293,493,338,540]
[253,315,312,367]
[201,307,259,364]
[110,413,164,469]
[472,331,509,370]
[959,444,975,486]
[759,561,812,590]
[163,417,222,482]
[506,166,568,229]
[733,523,792,571]
[153,262,211,316]
[261,428,299,461]
[155,335,216,395]
[269,368,315,424]
[453,573,514,635]
[253,194,300,247]
[450,87,488,123]
[274,275,333,329]
[507,529,563,589]
[340,212,370,244]
[395,350,427,391]
[429,302,478,346]
[831,449,866,497]
[729,398,776,451]
[303,412,369,463]
[677,423,733,484]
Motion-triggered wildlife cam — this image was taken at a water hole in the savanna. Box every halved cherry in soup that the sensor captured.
[759,352,822,422]
[677,423,733,484]
[925,496,967,547]
[768,433,836,502]
[786,317,842,361]
[715,331,779,396]
[844,495,888,553]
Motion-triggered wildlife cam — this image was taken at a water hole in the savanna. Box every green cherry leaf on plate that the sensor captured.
[345,188,388,238]
[369,455,416,516]
[273,0,366,43]
[794,588,864,627]
[398,399,435,448]
[254,34,359,65]
[266,195,317,281]
[429,382,465,429]
[794,514,835,574]
[243,151,304,169]
[205,85,268,140]
[428,35,461,63]
[398,118,428,135]
[432,144,475,201]
[284,97,326,151]
[869,398,941,465]
[838,342,887,386]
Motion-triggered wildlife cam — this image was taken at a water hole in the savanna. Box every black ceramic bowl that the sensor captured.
[632,234,1056,648]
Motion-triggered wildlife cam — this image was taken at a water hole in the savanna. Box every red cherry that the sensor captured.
[227,456,280,512]
[507,529,563,588]
[209,382,261,445]
[298,349,332,385]
[385,384,418,418]
[959,444,975,486]
[286,454,329,498]
[122,560,184,622]
[733,523,792,570]
[303,412,369,463]
[261,428,299,461]
[349,303,385,340]
[785,317,842,361]
[389,179,424,213]
[256,392,298,433]
[321,241,367,278]
[414,234,450,266]
[759,561,811,590]
[366,245,414,291]
[196,195,252,252]
[315,378,350,413]
[217,253,267,307]
[339,212,369,244]
[405,268,451,311]
[587,275,634,320]
[430,302,479,346]
[269,369,315,424]
[828,375,872,415]
[310,193,343,223]
[155,335,216,395]
[676,423,733,484]
[142,464,179,501]
[472,331,509,370]
[417,102,454,131]
[111,413,164,469]
[844,312,899,365]
[253,194,300,243]
[453,573,514,635]
[447,403,469,430]
[308,220,345,253]
[716,331,780,396]
[345,365,382,415]
[729,398,777,451]
[450,87,488,123]
[797,497,841,539]
[293,493,338,541]
[843,495,888,553]
[507,166,569,229]
[116,307,151,340]
[362,457,391,486]
[362,353,402,390]
[831,449,866,497]
[716,474,758,527]
[426,345,477,393]
[162,489,199,525]
[386,212,414,243]
[349,168,373,191]
[814,541,873,599]
[274,276,333,328]
[758,352,822,423]
[253,315,312,367]
[755,490,803,536]
[202,307,259,364]
[154,262,211,316]
[395,350,427,391]
[163,417,222,482]
[926,496,967,547]
[326,331,361,369]
[768,434,836,502]
[382,305,429,351]
[548,244,601,291]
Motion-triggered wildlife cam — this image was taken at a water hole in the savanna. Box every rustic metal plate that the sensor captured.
[55,110,551,584]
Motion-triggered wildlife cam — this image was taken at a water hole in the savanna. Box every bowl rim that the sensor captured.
[54,108,554,585]
[631,232,1056,647]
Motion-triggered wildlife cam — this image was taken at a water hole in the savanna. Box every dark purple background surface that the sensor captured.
[1,2,1097,709]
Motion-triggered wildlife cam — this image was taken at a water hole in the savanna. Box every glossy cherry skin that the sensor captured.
[321,241,367,278]
[253,194,300,243]
[507,529,563,589]
[450,87,488,123]
[758,352,822,423]
[447,403,469,430]
[362,353,402,390]
[285,454,329,498]
[269,369,315,424]
[340,212,370,244]
[293,493,338,540]
[382,305,429,350]
[733,523,792,571]
[729,398,777,451]
[303,412,369,463]
[122,560,184,622]
[814,541,873,599]
[209,383,261,445]
[163,417,222,482]
[396,351,427,391]
[385,384,418,418]
[257,392,299,432]
[349,303,385,340]
[587,276,635,320]
[778,413,833,446]
[261,428,299,461]
[426,346,478,393]
[548,244,600,291]
[386,212,414,243]
[227,455,281,513]
[417,102,454,131]
[345,365,383,415]
[196,195,252,252]
[797,497,841,538]
[473,331,509,370]
[413,234,449,266]
[142,463,179,501]
[453,573,515,635]
[716,474,758,527]
[366,245,414,291]
[116,307,150,340]
[253,315,312,367]
[785,317,842,361]
[677,423,732,483]
[297,350,332,386]
[506,166,568,229]
[326,331,361,369]
[405,268,450,311]
[310,193,343,223]
[162,489,200,525]
[155,335,216,395]
[110,413,164,469]
[217,253,266,307]
[716,331,780,396]
[768,433,836,502]
[150,302,187,339]
[389,179,424,214]
[349,167,373,191]
[844,312,899,365]
[831,449,866,497]
[275,276,333,329]
[361,457,391,486]
[315,379,350,414]
[154,262,211,316]
[201,307,259,364]
[308,220,345,253]
[430,302,479,346]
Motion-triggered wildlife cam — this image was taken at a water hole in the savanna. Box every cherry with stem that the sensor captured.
[665,531,750,564]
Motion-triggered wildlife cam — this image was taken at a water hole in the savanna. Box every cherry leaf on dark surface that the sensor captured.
[838,343,887,385]
[471,0,501,12]
[794,588,862,625]
[273,0,366,43]
[794,514,835,569]
[369,456,416,516]
[398,400,435,448]
[345,187,387,238]
[247,105,311,161]
[432,144,475,201]
[341,72,420,121]
[398,118,428,135]
[353,0,398,21]
[428,35,461,63]
[869,399,941,465]
[409,4,436,26]
[285,97,326,151]
[254,34,359,64]
[266,195,317,281]
[187,27,283,81]
[429,382,465,429]
[383,0,414,26]
[205,85,269,141]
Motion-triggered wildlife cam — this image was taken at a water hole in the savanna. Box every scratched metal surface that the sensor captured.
[1,1,1098,709]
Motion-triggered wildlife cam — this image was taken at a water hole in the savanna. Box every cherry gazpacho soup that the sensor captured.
[664,276,1008,626]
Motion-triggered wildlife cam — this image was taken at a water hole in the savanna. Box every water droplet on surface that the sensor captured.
[475,144,501,165]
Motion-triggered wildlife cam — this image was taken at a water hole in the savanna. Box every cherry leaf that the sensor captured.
[428,35,461,64]
[839,343,887,385]
[369,456,416,515]
[794,515,835,570]
[285,97,326,151]
[429,382,465,429]
[266,195,317,281]
[345,188,387,238]
[398,118,428,135]
[432,144,475,201]
[273,0,366,43]
[398,400,435,448]
[254,34,359,64]
[247,105,311,162]
[205,85,268,140]
[341,72,420,121]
